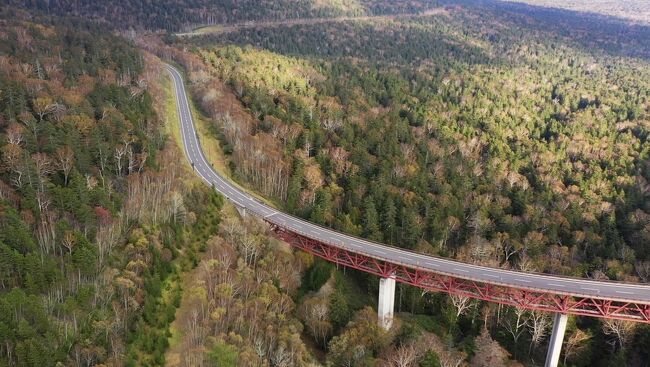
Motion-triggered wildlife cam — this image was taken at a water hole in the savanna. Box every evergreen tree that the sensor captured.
[363,197,382,241]
[381,196,397,244]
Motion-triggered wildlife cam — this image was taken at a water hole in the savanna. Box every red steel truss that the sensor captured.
[268,224,650,323]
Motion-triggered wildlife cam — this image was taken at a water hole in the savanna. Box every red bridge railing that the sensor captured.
[269,224,650,323]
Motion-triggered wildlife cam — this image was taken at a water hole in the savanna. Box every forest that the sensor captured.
[164,0,650,365]
[2,0,650,366]
[187,1,650,281]
[6,0,439,32]
[0,7,232,366]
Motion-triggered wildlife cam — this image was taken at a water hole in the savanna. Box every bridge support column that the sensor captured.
[545,313,568,367]
[378,275,396,330]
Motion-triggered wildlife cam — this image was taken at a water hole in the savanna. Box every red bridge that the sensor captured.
[271,225,650,324]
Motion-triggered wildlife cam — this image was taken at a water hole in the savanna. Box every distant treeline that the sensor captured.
[6,0,439,31]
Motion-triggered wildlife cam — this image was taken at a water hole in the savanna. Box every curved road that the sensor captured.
[166,65,650,305]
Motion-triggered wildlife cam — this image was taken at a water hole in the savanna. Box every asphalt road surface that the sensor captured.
[166,64,650,305]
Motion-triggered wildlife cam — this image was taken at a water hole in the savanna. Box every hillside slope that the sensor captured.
[6,0,439,31]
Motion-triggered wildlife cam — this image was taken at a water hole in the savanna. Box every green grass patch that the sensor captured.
[162,75,182,148]
[193,24,224,35]
[167,325,182,349]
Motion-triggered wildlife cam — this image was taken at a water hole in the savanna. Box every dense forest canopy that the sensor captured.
[0,8,228,365]
[2,0,650,366]
[141,1,650,364]
[185,1,650,279]
[156,3,650,363]
[8,0,440,31]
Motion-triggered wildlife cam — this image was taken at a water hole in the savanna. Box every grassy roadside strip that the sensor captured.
[167,63,284,209]
[161,66,246,354]
[161,63,272,217]
[122,64,225,366]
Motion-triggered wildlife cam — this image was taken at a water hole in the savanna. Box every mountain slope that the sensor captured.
[7,0,439,31]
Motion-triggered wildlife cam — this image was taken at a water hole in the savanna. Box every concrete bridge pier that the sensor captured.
[545,313,568,367]
[378,275,396,330]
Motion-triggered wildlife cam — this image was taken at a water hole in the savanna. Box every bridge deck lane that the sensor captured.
[166,65,650,305]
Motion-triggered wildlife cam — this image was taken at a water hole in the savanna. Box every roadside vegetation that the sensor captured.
[164,1,650,365]
[2,0,650,366]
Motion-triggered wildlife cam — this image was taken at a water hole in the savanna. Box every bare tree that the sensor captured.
[386,343,419,367]
[36,191,51,215]
[32,97,57,122]
[55,146,75,186]
[169,191,187,224]
[471,326,511,367]
[2,144,26,187]
[96,143,109,187]
[114,144,128,176]
[450,294,475,318]
[501,241,520,264]
[439,216,460,250]
[419,333,466,367]
[253,335,267,360]
[440,353,465,367]
[239,234,261,266]
[271,343,291,367]
[602,319,636,351]
[301,298,332,347]
[127,146,136,174]
[563,329,591,365]
[517,251,538,272]
[501,307,529,346]
[321,117,342,132]
[188,308,206,348]
[35,211,57,256]
[527,311,551,354]
[32,152,54,193]
[5,123,25,145]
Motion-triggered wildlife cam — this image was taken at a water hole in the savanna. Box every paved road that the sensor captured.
[166,64,650,305]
